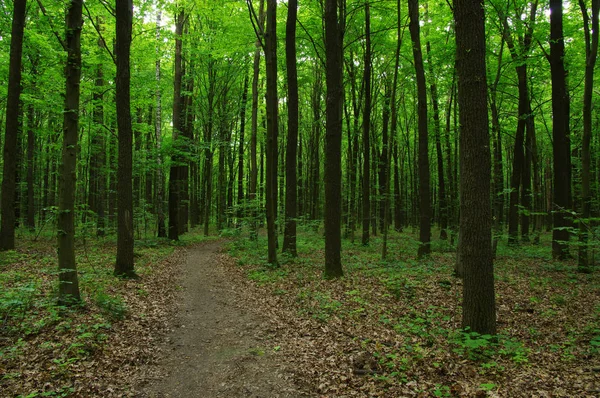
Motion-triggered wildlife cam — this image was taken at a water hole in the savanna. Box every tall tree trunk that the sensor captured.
[26,94,36,230]
[249,0,265,239]
[58,0,82,303]
[324,0,344,278]
[203,58,216,236]
[155,11,166,238]
[237,71,249,224]
[454,0,496,335]
[408,0,431,257]
[115,0,136,277]
[550,0,572,259]
[265,0,279,266]
[0,0,26,251]
[283,0,298,256]
[578,0,599,270]
[361,1,371,246]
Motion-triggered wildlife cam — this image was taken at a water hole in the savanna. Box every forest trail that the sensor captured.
[138,240,306,398]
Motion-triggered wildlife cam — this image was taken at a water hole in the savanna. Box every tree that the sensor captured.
[550,0,572,260]
[264,0,278,266]
[361,0,371,246]
[454,0,496,335]
[324,0,344,278]
[58,0,83,304]
[155,10,167,238]
[283,0,298,257]
[115,0,136,277]
[408,0,431,257]
[0,0,27,251]
[578,0,599,271]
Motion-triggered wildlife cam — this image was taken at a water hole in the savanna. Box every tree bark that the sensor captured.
[0,0,27,250]
[454,0,496,335]
[283,0,298,256]
[550,0,572,259]
[408,0,431,257]
[324,0,344,278]
[361,1,371,246]
[578,0,599,271]
[58,0,82,303]
[155,11,166,238]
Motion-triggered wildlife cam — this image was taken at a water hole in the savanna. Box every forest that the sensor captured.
[1,0,599,396]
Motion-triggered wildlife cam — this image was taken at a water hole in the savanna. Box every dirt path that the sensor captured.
[139,240,307,398]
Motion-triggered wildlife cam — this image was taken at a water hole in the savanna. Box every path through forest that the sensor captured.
[139,240,307,397]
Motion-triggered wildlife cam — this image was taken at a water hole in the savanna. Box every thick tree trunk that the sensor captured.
[265,0,279,266]
[283,0,298,256]
[408,0,431,257]
[115,0,136,277]
[550,0,572,259]
[58,0,82,303]
[454,0,496,335]
[324,0,344,278]
[0,0,27,251]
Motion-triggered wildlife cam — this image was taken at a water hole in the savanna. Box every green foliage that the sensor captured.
[450,330,529,364]
[92,291,127,321]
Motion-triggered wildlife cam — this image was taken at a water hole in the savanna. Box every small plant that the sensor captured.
[93,291,127,320]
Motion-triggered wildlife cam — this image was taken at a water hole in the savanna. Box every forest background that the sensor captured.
[1,0,600,396]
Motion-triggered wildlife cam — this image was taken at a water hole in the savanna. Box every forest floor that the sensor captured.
[2,228,600,397]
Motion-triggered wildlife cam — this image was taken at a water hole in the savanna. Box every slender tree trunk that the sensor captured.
[26,100,36,230]
[58,0,82,303]
[578,0,599,271]
[550,0,572,259]
[237,71,249,224]
[115,0,136,277]
[362,1,371,246]
[454,0,496,335]
[283,0,299,256]
[408,0,431,257]
[324,0,344,278]
[155,11,166,238]
[249,0,265,239]
[168,9,185,241]
[203,59,216,236]
[0,0,27,250]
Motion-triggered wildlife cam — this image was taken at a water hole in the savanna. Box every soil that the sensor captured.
[137,240,309,398]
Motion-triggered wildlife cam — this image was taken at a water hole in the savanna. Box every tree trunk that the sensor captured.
[237,71,249,224]
[0,0,27,251]
[408,0,431,257]
[324,0,344,278]
[361,1,371,246]
[454,0,496,335]
[155,11,166,238]
[115,0,136,277]
[283,0,298,256]
[58,0,82,303]
[168,9,185,241]
[550,0,572,259]
[578,0,599,271]
[265,0,279,266]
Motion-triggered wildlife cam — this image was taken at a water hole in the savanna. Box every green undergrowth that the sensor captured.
[0,227,214,397]
[228,226,600,396]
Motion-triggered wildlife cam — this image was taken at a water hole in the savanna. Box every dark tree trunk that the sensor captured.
[408,0,431,257]
[26,99,36,230]
[283,0,298,256]
[550,0,572,259]
[578,0,599,271]
[324,0,344,278]
[115,0,136,277]
[361,1,371,246]
[0,0,27,250]
[58,0,82,303]
[454,0,496,335]
[264,0,279,265]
